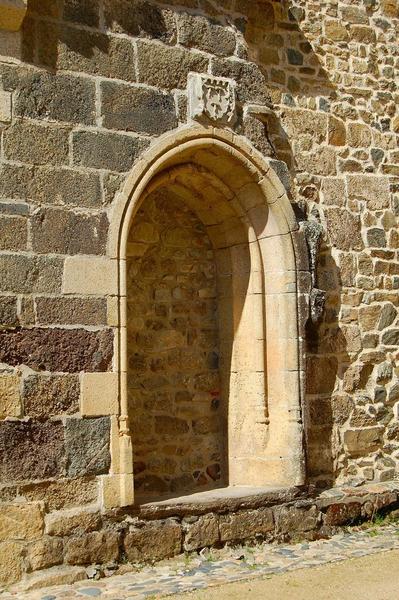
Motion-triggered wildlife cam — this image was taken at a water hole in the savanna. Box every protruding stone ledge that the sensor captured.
[0,0,27,32]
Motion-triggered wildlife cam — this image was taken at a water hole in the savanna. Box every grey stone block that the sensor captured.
[65,417,111,477]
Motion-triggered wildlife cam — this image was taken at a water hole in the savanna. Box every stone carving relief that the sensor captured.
[187,73,236,126]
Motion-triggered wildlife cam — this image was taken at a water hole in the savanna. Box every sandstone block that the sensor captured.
[183,514,219,551]
[324,502,361,526]
[0,327,113,372]
[155,415,190,435]
[219,508,274,542]
[36,297,107,326]
[367,228,386,248]
[101,473,134,509]
[0,420,65,483]
[0,215,27,251]
[0,541,23,585]
[81,372,118,417]
[32,167,102,208]
[0,0,27,31]
[73,130,149,172]
[326,208,363,251]
[0,255,63,295]
[0,296,18,328]
[104,0,176,42]
[63,0,100,26]
[0,374,21,418]
[31,208,108,255]
[347,123,372,148]
[4,120,70,166]
[46,509,102,537]
[63,257,118,296]
[124,519,182,562]
[378,304,397,330]
[274,505,320,534]
[23,374,79,418]
[28,537,64,571]
[321,178,346,206]
[306,356,338,394]
[0,90,11,122]
[65,417,111,477]
[0,162,34,201]
[359,305,382,331]
[177,13,236,57]
[0,502,44,541]
[101,82,177,136]
[347,176,390,209]
[297,147,337,176]
[325,20,348,41]
[21,477,99,511]
[343,427,384,457]
[213,58,270,104]
[382,329,399,346]
[136,41,208,90]
[340,5,368,23]
[331,394,354,425]
[281,109,327,144]
[65,530,119,565]
[328,116,346,146]
[15,71,95,125]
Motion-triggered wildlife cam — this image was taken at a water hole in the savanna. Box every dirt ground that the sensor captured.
[169,549,399,600]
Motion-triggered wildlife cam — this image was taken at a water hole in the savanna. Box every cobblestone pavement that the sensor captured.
[2,524,399,600]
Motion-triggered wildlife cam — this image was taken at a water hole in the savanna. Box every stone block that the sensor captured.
[340,5,368,24]
[0,0,27,31]
[21,477,99,511]
[177,13,236,56]
[343,427,384,457]
[0,296,18,328]
[0,502,44,541]
[124,519,182,562]
[282,108,328,144]
[15,71,95,125]
[31,208,108,255]
[366,228,386,248]
[104,0,176,43]
[23,374,79,418]
[46,509,102,536]
[3,120,70,166]
[347,123,372,148]
[328,116,346,146]
[65,417,111,477]
[347,176,390,209]
[324,502,361,526]
[0,374,21,418]
[212,58,270,104]
[35,297,107,326]
[382,329,399,346]
[63,0,100,26]
[0,254,63,294]
[0,90,11,122]
[63,257,118,296]
[0,541,23,585]
[65,530,119,565]
[325,19,349,41]
[378,304,397,330]
[136,41,208,90]
[0,420,65,483]
[326,208,363,251]
[27,537,64,571]
[0,162,33,201]
[183,514,219,551]
[274,505,320,534]
[0,215,27,251]
[297,147,337,176]
[219,508,274,542]
[80,372,119,416]
[155,415,190,435]
[73,130,149,172]
[32,167,102,208]
[101,81,177,136]
[0,327,113,372]
[306,356,338,394]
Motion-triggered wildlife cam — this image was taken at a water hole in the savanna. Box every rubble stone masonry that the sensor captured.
[0,0,398,588]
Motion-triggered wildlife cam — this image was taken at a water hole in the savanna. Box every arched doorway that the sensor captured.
[109,127,305,505]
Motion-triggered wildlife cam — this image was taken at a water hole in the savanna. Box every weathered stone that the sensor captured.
[46,509,102,536]
[274,505,320,534]
[0,541,23,585]
[15,71,95,125]
[36,297,107,326]
[21,477,99,511]
[65,417,111,477]
[104,0,176,42]
[32,167,102,208]
[0,296,18,328]
[331,394,354,425]
[0,325,112,371]
[178,13,236,56]
[321,178,346,206]
[347,176,390,210]
[326,208,363,251]
[101,82,177,136]
[359,305,382,331]
[282,108,327,144]
[31,208,108,255]
[382,329,399,346]
[155,416,190,435]
[28,537,64,571]
[324,502,361,526]
[214,59,271,104]
[0,215,27,251]
[0,255,63,294]
[23,374,79,418]
[343,363,373,392]
[73,130,149,172]
[343,427,384,457]
[297,147,337,176]
[0,162,34,200]
[124,519,182,562]
[347,123,372,148]
[367,228,387,248]
[65,530,119,565]
[378,304,397,330]
[219,508,274,542]
[137,42,208,90]
[325,19,349,41]
[3,120,70,166]
[0,421,65,483]
[0,502,44,541]
[63,0,100,26]
[340,5,368,23]
[306,356,338,394]
[183,514,219,551]
[0,374,21,418]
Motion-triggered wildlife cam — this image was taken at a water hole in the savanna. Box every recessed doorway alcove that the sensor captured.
[111,127,306,506]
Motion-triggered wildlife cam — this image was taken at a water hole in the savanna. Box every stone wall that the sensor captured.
[0,0,397,587]
[127,188,224,498]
